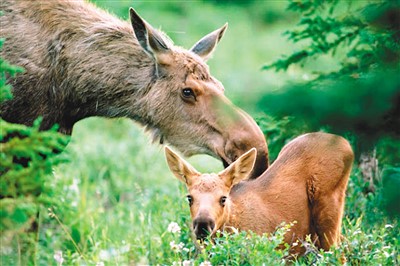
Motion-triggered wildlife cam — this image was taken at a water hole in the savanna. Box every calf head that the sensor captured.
[130,9,268,179]
[165,146,256,241]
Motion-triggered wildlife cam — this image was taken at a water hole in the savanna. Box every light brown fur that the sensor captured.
[0,0,268,178]
[166,132,354,253]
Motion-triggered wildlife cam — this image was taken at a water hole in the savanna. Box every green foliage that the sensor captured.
[259,0,400,148]
[259,68,399,145]
[380,167,400,217]
[1,119,69,188]
[256,115,308,161]
[294,217,399,265]
[0,38,23,102]
[264,0,400,75]
[197,224,291,265]
[0,41,69,263]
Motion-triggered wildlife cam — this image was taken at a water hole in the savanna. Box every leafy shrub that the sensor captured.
[294,217,398,265]
[160,221,292,265]
[199,224,292,265]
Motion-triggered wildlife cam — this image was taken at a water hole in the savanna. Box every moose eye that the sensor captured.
[181,88,196,101]
[220,196,227,207]
[187,195,193,206]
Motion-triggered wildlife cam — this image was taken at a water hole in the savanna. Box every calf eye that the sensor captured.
[220,196,227,207]
[181,88,196,101]
[187,195,193,206]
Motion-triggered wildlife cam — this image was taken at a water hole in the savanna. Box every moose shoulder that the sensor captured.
[0,0,268,179]
[166,132,354,253]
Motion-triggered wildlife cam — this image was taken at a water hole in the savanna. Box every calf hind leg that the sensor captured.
[311,191,346,250]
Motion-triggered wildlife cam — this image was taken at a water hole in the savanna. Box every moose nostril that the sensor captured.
[193,218,215,240]
[225,139,246,164]
[196,221,210,233]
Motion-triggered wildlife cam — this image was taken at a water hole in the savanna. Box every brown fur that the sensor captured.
[0,0,268,178]
[166,132,354,253]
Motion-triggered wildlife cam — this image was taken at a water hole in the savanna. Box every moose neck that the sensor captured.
[50,32,157,134]
[223,162,296,230]
[224,147,308,231]
[64,35,157,122]
[6,0,158,134]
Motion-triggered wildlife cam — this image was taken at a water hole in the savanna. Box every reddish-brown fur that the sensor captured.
[0,0,268,178]
[166,132,354,252]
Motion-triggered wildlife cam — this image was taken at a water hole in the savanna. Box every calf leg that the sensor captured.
[312,192,345,250]
[308,153,352,250]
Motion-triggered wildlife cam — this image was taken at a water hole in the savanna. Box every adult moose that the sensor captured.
[0,0,268,179]
[165,132,354,253]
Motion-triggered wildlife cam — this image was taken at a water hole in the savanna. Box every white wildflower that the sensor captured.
[167,222,181,234]
[199,261,212,266]
[68,177,80,194]
[385,224,393,229]
[170,241,184,252]
[99,245,131,261]
[384,251,390,258]
[172,260,192,266]
[182,260,192,266]
[53,250,64,265]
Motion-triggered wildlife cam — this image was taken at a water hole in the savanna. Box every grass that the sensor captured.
[1,1,399,265]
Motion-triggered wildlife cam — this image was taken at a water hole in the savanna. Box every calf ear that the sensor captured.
[218,148,256,187]
[190,23,228,61]
[165,146,200,186]
[129,8,172,65]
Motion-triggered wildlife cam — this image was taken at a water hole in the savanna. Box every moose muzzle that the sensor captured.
[193,216,215,241]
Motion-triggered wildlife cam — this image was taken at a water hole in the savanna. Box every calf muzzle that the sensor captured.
[193,217,215,241]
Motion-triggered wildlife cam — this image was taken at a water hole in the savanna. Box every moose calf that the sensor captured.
[165,132,354,253]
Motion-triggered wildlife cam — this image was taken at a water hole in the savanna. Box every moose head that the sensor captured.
[129,9,268,178]
[165,146,256,240]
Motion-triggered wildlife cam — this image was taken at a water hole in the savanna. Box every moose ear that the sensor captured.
[129,8,172,65]
[165,146,200,186]
[190,23,228,61]
[218,148,256,188]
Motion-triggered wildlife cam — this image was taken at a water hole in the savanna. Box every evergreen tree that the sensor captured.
[0,39,70,261]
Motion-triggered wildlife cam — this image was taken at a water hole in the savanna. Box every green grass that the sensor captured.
[1,1,399,265]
